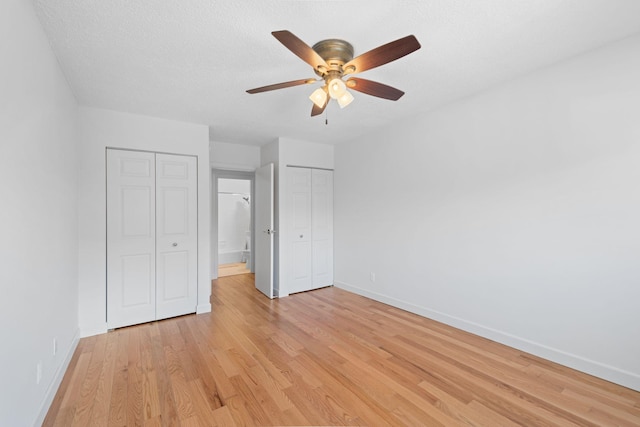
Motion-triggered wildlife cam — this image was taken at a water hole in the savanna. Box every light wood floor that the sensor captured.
[44,274,640,426]
[218,262,251,277]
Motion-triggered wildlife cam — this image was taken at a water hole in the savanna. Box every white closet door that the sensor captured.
[288,167,312,294]
[155,154,198,320]
[107,150,157,329]
[312,169,334,288]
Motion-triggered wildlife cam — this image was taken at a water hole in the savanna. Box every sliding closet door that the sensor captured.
[155,154,198,320]
[107,150,157,329]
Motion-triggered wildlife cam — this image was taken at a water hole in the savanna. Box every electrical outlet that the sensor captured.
[370,272,376,282]
[53,337,57,356]
[36,362,42,384]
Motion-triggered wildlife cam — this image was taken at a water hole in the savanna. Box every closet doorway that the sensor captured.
[211,170,254,279]
[107,149,198,329]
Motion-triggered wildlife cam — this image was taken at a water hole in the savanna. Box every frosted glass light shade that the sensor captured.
[328,78,347,99]
[309,87,328,108]
[337,91,354,108]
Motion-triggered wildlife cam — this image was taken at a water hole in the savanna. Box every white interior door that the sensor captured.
[107,150,157,329]
[255,163,274,298]
[288,167,312,294]
[155,154,198,320]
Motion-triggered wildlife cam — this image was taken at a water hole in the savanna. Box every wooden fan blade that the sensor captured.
[311,99,328,117]
[346,78,404,100]
[343,35,421,75]
[246,78,316,94]
[272,30,329,71]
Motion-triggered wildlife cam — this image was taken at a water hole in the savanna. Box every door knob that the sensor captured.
[172,242,178,247]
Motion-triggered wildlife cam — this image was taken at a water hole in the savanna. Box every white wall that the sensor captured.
[0,1,79,425]
[210,140,261,171]
[78,107,211,337]
[278,137,334,170]
[218,179,251,259]
[218,177,251,195]
[334,34,640,391]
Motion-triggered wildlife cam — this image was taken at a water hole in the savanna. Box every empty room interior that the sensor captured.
[2,0,640,425]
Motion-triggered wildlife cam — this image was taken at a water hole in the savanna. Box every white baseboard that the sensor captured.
[80,323,108,338]
[33,328,80,427]
[196,303,212,314]
[334,281,640,392]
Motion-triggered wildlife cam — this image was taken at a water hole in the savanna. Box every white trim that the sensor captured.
[196,303,212,314]
[33,328,80,427]
[79,323,108,338]
[209,162,257,172]
[286,164,334,171]
[334,281,640,392]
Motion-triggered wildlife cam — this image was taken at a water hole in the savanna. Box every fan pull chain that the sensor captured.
[325,107,329,125]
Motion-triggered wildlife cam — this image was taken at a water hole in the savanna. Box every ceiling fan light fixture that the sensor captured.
[327,78,347,99]
[247,31,421,117]
[337,91,354,109]
[309,87,328,108]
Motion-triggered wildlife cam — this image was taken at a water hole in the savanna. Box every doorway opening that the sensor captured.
[218,178,251,277]
[211,170,255,279]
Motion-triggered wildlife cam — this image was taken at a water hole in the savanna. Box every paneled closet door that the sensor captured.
[287,167,334,295]
[107,150,157,329]
[288,167,312,294]
[312,169,334,288]
[155,153,198,320]
[107,149,198,329]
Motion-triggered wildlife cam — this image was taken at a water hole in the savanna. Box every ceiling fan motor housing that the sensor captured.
[312,39,354,77]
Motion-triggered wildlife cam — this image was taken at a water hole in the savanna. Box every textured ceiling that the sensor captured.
[33,0,640,146]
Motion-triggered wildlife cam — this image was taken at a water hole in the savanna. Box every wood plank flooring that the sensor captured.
[218,263,251,277]
[44,274,640,426]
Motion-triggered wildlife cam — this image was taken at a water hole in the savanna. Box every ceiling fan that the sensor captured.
[246,30,421,116]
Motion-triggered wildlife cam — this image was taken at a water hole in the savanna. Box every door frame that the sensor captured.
[211,168,255,280]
